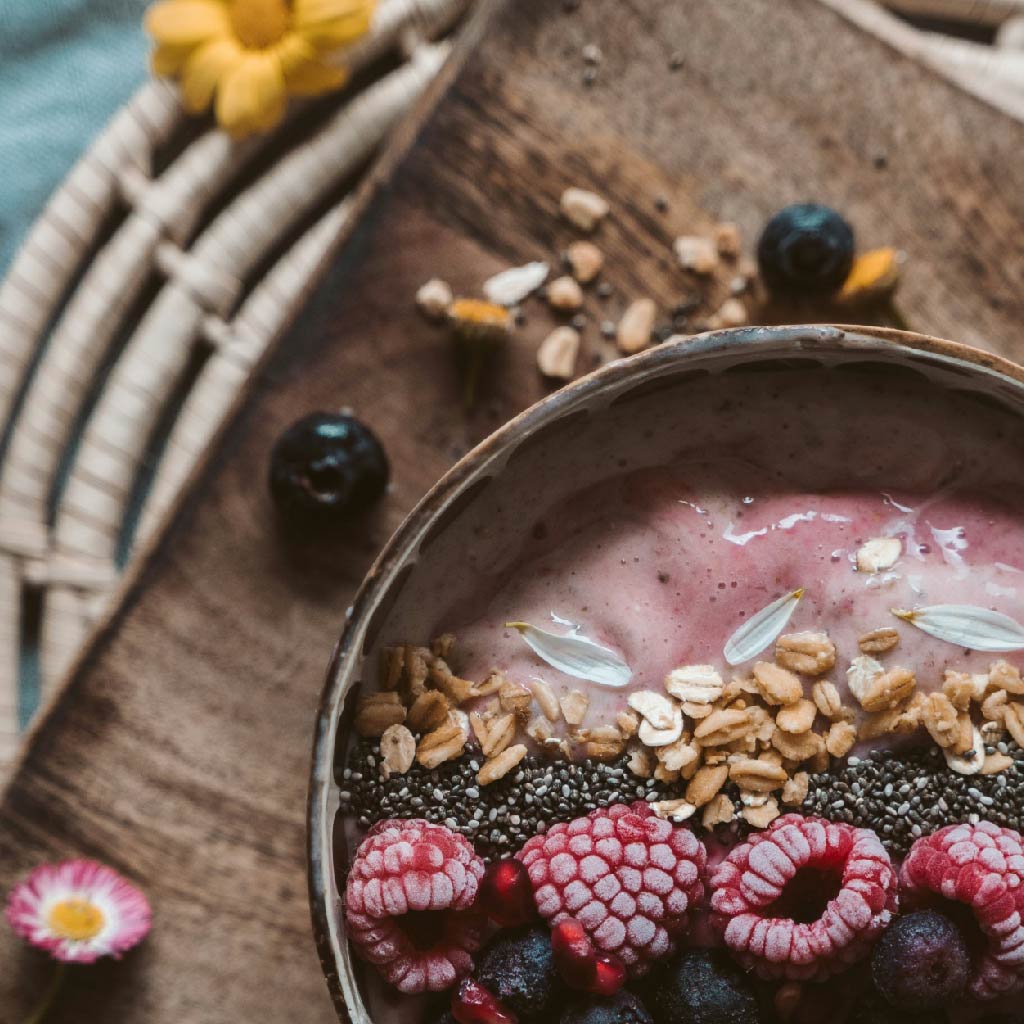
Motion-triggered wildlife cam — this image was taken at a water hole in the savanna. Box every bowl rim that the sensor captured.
[307,323,1024,1021]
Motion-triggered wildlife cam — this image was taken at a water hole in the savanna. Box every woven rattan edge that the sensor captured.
[0,0,490,806]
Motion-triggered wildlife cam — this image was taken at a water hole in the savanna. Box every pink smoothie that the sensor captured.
[390,366,1024,729]
[443,470,1024,720]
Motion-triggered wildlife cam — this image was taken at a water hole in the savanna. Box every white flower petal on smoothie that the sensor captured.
[892,605,1024,652]
[505,621,633,688]
[723,588,804,666]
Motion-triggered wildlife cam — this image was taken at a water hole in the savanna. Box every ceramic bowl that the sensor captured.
[308,323,1024,1022]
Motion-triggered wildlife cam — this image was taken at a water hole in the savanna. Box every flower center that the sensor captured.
[48,899,105,941]
[229,0,291,49]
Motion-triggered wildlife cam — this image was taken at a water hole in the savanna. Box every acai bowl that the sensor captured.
[310,325,1024,1024]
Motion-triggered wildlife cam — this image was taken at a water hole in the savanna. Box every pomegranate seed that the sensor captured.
[551,918,598,990]
[477,859,536,927]
[451,978,519,1024]
[591,954,627,996]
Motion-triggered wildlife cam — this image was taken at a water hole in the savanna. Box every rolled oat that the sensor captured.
[752,661,803,706]
[858,627,900,654]
[478,744,527,785]
[380,724,416,775]
[775,632,836,676]
[685,764,729,807]
[776,699,816,734]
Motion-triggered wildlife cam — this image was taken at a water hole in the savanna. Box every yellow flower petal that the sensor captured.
[292,0,376,50]
[277,34,349,96]
[150,42,194,76]
[180,37,244,113]
[144,0,230,49]
[215,52,287,138]
[839,247,903,302]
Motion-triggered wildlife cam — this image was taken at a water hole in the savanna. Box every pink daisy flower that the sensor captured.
[6,859,151,963]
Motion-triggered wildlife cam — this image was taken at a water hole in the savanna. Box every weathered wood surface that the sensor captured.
[3,0,1024,1021]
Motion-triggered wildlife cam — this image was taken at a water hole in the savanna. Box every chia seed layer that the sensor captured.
[339,742,690,860]
[802,740,1024,856]
[341,739,1024,861]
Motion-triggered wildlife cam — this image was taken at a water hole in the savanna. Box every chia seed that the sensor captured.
[338,737,1024,866]
[802,741,1024,856]
[339,741,693,860]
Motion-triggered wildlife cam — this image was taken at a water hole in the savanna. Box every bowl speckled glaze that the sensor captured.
[308,324,1024,1022]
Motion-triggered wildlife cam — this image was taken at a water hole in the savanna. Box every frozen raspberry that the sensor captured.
[870,910,969,1009]
[345,819,486,994]
[709,814,897,982]
[900,822,1024,1000]
[517,802,706,976]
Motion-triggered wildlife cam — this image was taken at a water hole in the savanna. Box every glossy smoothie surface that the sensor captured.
[420,367,1024,716]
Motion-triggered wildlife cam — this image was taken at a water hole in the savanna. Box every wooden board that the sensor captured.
[3,0,1024,1020]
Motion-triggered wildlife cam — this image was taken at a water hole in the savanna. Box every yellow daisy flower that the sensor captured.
[145,0,377,137]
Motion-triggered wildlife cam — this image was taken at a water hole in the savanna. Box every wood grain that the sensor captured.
[3,0,1024,1021]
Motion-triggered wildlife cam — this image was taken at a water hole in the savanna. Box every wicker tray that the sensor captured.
[0,0,470,779]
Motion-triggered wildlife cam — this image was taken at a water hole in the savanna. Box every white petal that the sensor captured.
[506,621,632,688]
[724,589,804,666]
[483,262,549,306]
[893,605,1024,652]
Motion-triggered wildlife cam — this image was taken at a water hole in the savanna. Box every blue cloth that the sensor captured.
[0,0,151,274]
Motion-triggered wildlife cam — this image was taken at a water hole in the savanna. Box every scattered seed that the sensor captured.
[560,187,610,232]
[537,326,580,380]
[673,236,718,274]
[617,298,657,355]
[547,275,584,312]
[415,278,453,320]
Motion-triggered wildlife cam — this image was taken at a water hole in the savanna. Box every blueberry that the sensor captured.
[637,948,761,1024]
[268,412,388,526]
[870,911,969,1010]
[560,989,653,1024]
[474,926,562,1022]
[756,203,855,295]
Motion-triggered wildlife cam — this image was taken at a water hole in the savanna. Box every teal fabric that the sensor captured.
[0,0,152,274]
